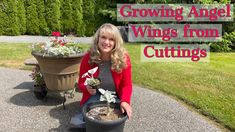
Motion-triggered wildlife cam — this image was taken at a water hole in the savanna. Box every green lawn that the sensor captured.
[126,44,235,131]
[0,43,32,69]
[0,43,234,131]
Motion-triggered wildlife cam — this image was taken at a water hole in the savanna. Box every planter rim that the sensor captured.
[82,101,128,125]
[32,51,86,59]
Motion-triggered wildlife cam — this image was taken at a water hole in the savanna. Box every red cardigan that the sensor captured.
[78,52,132,106]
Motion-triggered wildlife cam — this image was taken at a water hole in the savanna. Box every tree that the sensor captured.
[37,0,49,35]
[195,0,234,33]
[222,1,235,33]
[93,0,112,29]
[0,0,20,35]
[17,0,26,34]
[83,0,95,36]
[61,0,74,34]
[72,0,85,36]
[0,2,7,35]
[25,0,40,35]
[45,0,61,33]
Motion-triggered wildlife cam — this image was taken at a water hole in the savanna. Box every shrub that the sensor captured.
[1,0,20,35]
[17,0,26,34]
[73,0,85,36]
[45,0,61,32]
[37,0,49,35]
[83,0,95,36]
[61,0,74,34]
[25,0,40,35]
[210,31,235,52]
[224,31,235,50]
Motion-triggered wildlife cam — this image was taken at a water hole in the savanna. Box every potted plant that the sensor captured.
[30,66,47,99]
[31,31,86,91]
[82,66,101,89]
[82,88,128,132]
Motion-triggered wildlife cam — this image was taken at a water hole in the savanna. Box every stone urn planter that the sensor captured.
[82,101,128,132]
[32,51,86,91]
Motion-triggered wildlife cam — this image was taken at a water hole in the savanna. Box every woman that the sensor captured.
[78,23,133,119]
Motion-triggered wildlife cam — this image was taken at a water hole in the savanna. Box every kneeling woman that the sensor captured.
[78,23,133,119]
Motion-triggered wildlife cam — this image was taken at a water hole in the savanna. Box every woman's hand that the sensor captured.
[86,85,96,95]
[120,102,132,119]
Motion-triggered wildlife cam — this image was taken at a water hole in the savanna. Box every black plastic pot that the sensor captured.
[82,101,128,132]
[33,84,47,100]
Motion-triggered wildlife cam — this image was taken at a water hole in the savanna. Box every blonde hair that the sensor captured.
[89,23,127,73]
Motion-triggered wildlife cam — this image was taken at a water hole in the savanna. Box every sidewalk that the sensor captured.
[0,67,222,132]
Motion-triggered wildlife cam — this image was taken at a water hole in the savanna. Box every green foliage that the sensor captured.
[72,0,85,36]
[37,0,49,35]
[210,39,232,52]
[95,0,115,27]
[194,0,232,4]
[99,9,116,21]
[45,0,61,32]
[142,0,178,3]
[31,66,45,86]
[224,31,235,50]
[196,0,234,34]
[61,0,74,34]
[210,31,235,52]
[0,0,233,37]
[0,3,6,35]
[17,0,26,34]
[83,0,95,36]
[25,0,40,35]
[223,22,235,34]
[223,4,235,33]
[0,0,20,35]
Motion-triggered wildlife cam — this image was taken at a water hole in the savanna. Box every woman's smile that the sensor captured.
[98,32,115,54]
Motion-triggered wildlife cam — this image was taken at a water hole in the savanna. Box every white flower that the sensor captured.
[45,41,52,50]
[32,34,82,57]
